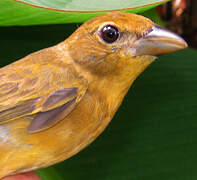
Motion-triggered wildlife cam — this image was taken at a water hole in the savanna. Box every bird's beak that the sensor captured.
[131,25,188,56]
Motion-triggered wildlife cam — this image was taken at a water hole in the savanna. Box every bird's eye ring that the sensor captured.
[100,25,120,44]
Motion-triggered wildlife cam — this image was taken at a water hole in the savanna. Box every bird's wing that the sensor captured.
[0,57,87,133]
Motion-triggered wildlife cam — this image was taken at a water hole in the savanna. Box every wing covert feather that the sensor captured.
[0,51,87,124]
[28,98,76,133]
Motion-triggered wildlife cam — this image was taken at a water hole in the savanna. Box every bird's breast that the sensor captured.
[0,88,119,178]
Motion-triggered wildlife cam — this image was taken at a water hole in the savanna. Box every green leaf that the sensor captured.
[0,0,169,26]
[17,0,168,11]
[0,22,196,180]
[36,167,63,180]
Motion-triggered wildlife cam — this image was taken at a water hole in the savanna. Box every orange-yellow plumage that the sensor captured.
[0,12,187,178]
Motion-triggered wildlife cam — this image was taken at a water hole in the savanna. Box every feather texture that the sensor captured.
[0,48,87,127]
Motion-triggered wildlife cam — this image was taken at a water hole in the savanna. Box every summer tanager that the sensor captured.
[0,12,187,178]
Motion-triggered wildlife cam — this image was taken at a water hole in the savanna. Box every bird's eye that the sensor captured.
[100,25,120,43]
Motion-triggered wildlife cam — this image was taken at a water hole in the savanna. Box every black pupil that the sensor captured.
[101,25,119,43]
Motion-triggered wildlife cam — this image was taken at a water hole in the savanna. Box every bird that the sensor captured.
[0,12,187,179]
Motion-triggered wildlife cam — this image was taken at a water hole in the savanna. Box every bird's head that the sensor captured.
[66,12,187,77]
